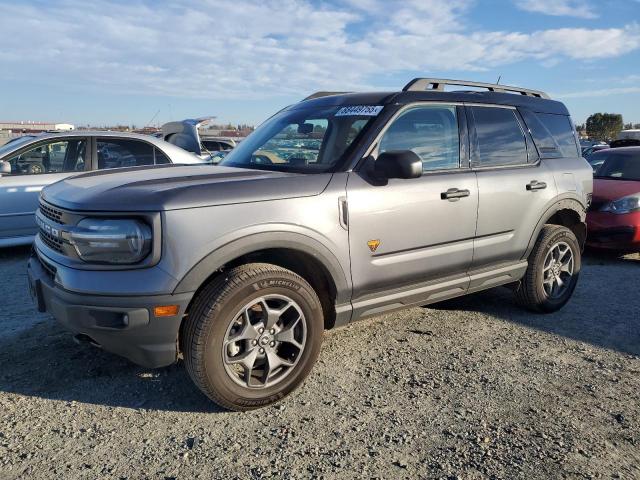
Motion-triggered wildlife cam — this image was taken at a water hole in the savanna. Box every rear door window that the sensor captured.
[470,107,528,167]
[97,139,158,169]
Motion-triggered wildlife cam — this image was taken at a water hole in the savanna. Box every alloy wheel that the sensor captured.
[542,241,574,299]
[222,294,307,389]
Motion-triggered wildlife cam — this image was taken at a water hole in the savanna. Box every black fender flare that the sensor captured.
[523,196,587,259]
[172,231,351,305]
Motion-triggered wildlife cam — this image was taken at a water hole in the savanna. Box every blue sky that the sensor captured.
[0,0,638,127]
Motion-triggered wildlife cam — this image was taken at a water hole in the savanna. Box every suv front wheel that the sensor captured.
[182,263,324,411]
[515,225,581,313]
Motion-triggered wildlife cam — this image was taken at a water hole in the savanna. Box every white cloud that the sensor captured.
[556,87,640,99]
[515,0,598,19]
[0,0,638,100]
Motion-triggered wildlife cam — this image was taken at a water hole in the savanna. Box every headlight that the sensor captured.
[601,194,640,215]
[69,218,152,264]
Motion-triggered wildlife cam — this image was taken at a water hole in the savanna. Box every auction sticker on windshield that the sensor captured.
[335,105,383,116]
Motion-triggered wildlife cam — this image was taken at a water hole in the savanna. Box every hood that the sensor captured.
[161,118,213,156]
[592,178,640,204]
[41,164,332,212]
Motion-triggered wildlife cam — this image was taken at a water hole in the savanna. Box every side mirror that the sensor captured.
[374,150,422,180]
[0,161,10,175]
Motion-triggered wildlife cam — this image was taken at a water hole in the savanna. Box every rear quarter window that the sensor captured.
[154,148,171,164]
[520,110,580,158]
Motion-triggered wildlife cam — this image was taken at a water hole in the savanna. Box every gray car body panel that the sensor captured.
[42,165,331,211]
[30,87,593,367]
[168,173,352,315]
[472,161,559,269]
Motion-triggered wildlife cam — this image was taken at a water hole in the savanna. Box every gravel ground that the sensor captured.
[0,245,639,479]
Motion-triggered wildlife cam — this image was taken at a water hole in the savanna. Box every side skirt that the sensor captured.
[342,260,528,325]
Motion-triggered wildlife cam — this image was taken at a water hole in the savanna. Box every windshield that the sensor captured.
[588,151,609,170]
[0,136,36,157]
[595,152,640,181]
[220,105,381,173]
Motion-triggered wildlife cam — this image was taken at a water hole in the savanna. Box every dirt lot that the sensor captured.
[0,245,638,479]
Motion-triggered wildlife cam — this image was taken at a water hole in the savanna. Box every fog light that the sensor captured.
[154,305,179,317]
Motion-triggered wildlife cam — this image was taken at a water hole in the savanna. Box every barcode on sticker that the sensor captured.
[335,105,383,117]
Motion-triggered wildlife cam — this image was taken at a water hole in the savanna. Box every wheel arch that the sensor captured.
[173,232,352,329]
[524,197,587,258]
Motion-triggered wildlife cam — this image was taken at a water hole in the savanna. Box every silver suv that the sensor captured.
[28,79,593,410]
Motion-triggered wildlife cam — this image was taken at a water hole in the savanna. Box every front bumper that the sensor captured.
[586,210,640,251]
[27,251,193,368]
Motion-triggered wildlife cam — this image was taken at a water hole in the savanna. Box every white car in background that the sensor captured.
[0,131,207,247]
[618,129,640,141]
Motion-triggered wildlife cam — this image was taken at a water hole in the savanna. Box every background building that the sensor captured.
[0,121,75,146]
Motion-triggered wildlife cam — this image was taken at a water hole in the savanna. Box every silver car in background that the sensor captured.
[0,131,206,247]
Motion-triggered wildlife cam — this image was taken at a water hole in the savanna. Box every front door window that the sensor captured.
[379,105,460,172]
[5,139,86,175]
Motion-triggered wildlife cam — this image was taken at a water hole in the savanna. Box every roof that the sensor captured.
[0,130,202,164]
[292,83,569,116]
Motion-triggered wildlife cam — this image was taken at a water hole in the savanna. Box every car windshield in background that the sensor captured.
[587,151,610,171]
[220,105,380,173]
[0,136,36,157]
[595,152,640,181]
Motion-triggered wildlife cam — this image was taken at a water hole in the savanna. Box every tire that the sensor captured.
[515,225,581,313]
[182,263,324,411]
[27,163,44,174]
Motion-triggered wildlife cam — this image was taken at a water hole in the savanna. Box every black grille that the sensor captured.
[39,202,63,224]
[39,229,63,253]
[37,254,57,280]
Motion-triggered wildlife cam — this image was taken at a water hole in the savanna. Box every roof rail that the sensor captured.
[303,91,351,101]
[403,78,550,99]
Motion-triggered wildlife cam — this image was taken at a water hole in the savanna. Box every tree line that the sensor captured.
[576,113,640,142]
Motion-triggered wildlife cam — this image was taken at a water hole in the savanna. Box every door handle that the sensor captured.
[441,188,471,201]
[526,180,547,191]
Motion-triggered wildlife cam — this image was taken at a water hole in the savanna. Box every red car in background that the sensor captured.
[587,147,640,252]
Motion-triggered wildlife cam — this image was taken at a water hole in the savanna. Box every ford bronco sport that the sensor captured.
[28,78,593,410]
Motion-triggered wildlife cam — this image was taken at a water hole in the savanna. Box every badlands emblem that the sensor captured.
[367,239,381,253]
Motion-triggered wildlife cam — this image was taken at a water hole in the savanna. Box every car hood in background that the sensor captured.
[592,178,640,204]
[42,164,332,212]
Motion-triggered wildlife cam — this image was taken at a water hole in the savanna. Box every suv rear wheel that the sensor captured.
[182,263,324,411]
[515,225,581,313]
